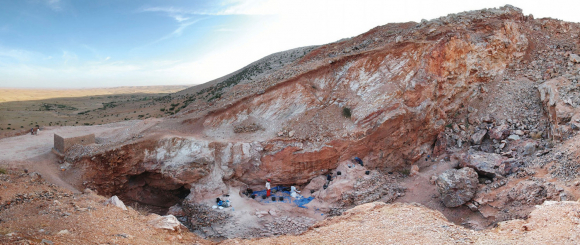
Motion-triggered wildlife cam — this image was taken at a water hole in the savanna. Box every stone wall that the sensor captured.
[54,133,95,153]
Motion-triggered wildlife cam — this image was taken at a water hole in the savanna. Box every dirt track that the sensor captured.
[0,120,160,192]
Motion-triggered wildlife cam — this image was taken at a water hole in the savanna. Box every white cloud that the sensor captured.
[214,28,236,32]
[173,15,190,22]
[61,50,77,65]
[45,0,62,11]
[0,47,34,62]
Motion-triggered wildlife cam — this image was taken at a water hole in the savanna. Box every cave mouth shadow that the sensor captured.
[117,172,191,215]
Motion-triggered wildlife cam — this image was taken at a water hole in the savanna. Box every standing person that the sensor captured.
[266,179,271,197]
[326,173,333,185]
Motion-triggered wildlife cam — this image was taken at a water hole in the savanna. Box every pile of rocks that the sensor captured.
[233,123,263,133]
[341,172,405,206]
[439,116,547,156]
[258,216,316,236]
[535,147,580,182]
[180,202,231,232]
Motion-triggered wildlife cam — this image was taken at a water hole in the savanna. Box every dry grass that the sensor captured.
[0,85,192,139]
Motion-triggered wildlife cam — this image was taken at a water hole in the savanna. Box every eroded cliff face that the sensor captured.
[73,6,534,197]
[67,6,580,230]
[192,5,529,183]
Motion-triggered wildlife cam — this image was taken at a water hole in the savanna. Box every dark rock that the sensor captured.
[433,132,448,157]
[459,152,507,178]
[522,142,537,156]
[436,167,479,207]
[471,129,487,145]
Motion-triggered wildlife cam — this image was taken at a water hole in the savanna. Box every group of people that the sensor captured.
[265,157,364,194]
[30,127,39,136]
[264,179,301,198]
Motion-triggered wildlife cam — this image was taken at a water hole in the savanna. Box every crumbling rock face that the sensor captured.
[538,76,580,140]
[69,6,580,232]
[474,179,563,222]
[436,167,479,207]
[77,137,262,208]
[190,5,530,176]
[75,6,535,197]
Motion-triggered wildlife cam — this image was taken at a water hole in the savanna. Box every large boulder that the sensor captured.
[436,167,479,207]
[147,214,185,231]
[459,152,508,178]
[104,195,127,211]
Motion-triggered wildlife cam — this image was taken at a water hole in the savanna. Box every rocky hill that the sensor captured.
[3,4,580,244]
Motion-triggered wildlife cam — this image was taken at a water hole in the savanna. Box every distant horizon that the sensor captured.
[1,0,580,88]
[0,84,194,90]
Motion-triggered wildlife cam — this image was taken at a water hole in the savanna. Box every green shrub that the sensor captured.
[0,167,6,174]
[342,107,351,118]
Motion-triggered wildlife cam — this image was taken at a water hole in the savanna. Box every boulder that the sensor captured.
[507,135,520,141]
[104,196,127,211]
[522,142,537,156]
[489,125,510,140]
[459,152,507,178]
[409,165,420,177]
[570,54,580,63]
[148,214,185,231]
[436,167,479,207]
[471,129,487,145]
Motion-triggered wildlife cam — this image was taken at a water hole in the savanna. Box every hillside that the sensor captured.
[3,4,580,244]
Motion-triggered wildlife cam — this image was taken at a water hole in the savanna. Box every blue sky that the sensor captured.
[0,0,579,88]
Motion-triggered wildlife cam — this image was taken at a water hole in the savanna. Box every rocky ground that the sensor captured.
[223,201,580,244]
[3,4,580,244]
[0,167,210,245]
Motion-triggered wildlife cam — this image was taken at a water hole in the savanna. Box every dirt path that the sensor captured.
[0,120,159,192]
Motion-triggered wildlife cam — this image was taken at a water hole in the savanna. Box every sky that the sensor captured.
[0,0,579,88]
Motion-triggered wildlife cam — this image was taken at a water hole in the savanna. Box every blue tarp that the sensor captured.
[294,196,315,208]
[251,186,314,208]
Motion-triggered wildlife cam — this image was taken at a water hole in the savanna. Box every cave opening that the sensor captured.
[117,172,191,215]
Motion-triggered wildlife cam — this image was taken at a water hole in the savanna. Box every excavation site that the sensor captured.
[3,4,580,244]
